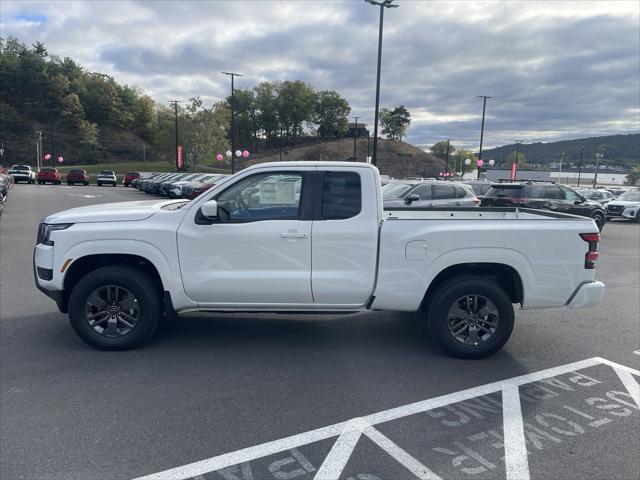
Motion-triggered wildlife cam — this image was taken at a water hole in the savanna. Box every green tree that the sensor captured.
[452,148,476,174]
[430,140,455,161]
[625,165,640,186]
[253,81,280,145]
[505,151,527,167]
[380,105,411,141]
[277,80,317,143]
[314,90,350,138]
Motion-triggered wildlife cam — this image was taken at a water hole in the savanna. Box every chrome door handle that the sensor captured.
[280,232,308,239]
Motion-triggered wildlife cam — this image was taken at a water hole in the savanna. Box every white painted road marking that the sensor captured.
[134,357,640,480]
[633,350,640,356]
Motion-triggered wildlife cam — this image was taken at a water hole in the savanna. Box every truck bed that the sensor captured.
[384,206,586,221]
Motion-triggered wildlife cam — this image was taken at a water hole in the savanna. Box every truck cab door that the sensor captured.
[311,170,379,306]
[177,170,314,306]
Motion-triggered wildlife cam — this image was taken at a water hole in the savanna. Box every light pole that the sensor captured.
[170,100,181,172]
[477,95,492,179]
[222,71,243,174]
[577,145,584,187]
[365,0,398,166]
[558,151,565,182]
[351,116,360,158]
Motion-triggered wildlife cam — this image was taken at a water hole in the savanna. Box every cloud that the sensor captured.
[1,0,638,149]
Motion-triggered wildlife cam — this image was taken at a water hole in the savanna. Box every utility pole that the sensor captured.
[222,72,243,174]
[170,100,181,172]
[477,96,492,179]
[558,151,565,181]
[593,145,607,188]
[351,116,360,158]
[445,140,450,177]
[34,129,43,171]
[367,132,371,162]
[279,127,283,161]
[365,0,398,166]
[577,145,584,187]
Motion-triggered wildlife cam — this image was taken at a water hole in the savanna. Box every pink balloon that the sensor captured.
[242,150,249,158]
[438,172,443,176]
[44,153,51,160]
[216,153,223,161]
[476,159,484,167]
[57,156,64,163]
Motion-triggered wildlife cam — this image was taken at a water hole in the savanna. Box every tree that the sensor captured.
[625,165,640,186]
[380,105,411,141]
[314,90,350,138]
[452,148,476,174]
[505,151,527,167]
[276,80,316,143]
[430,140,455,161]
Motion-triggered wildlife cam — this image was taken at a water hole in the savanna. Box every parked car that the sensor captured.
[36,167,62,185]
[66,169,90,186]
[575,188,615,206]
[34,161,605,358]
[183,174,229,199]
[123,171,140,187]
[8,165,36,183]
[0,171,12,204]
[482,182,606,231]
[96,170,117,187]
[383,180,480,208]
[605,190,640,222]
[163,173,207,198]
[464,180,496,200]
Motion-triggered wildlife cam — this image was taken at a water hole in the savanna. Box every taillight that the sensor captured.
[580,233,600,269]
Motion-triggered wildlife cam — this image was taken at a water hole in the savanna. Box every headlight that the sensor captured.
[37,223,73,246]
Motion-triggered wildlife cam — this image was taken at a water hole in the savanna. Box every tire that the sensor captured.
[636,211,640,223]
[84,182,89,186]
[606,216,612,222]
[424,275,515,359]
[97,183,102,187]
[591,213,605,232]
[68,265,161,350]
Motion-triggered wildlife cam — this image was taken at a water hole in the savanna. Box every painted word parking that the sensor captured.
[136,358,640,480]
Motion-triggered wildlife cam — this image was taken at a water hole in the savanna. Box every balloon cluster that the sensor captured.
[216,150,249,160]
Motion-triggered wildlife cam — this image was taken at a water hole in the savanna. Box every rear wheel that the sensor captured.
[68,266,161,350]
[591,213,605,232]
[425,275,515,359]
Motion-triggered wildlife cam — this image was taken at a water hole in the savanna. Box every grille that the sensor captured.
[607,205,623,213]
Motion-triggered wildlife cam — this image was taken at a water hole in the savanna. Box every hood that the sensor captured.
[607,200,640,207]
[44,199,186,224]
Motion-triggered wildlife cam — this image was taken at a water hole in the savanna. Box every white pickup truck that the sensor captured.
[34,162,605,358]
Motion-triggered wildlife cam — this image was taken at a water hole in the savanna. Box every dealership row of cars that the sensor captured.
[132,172,229,199]
[382,179,640,230]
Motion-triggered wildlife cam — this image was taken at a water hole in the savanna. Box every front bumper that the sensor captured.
[567,281,605,308]
[621,207,639,219]
[33,250,67,313]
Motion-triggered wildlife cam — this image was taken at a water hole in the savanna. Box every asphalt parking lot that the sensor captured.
[1,184,638,480]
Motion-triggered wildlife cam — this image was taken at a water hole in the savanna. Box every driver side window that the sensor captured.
[561,186,582,202]
[215,172,303,222]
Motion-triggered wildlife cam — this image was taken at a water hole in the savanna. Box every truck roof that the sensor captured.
[244,161,379,171]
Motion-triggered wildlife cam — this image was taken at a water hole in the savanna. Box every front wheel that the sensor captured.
[68,266,161,350]
[425,275,515,359]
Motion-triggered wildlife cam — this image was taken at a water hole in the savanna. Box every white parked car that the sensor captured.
[9,164,36,183]
[96,170,117,187]
[34,162,604,358]
[605,190,640,221]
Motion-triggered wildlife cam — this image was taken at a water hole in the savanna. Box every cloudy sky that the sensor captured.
[2,0,639,149]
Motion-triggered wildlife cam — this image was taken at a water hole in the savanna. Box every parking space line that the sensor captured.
[613,368,640,408]
[315,419,365,480]
[134,357,640,480]
[502,384,530,480]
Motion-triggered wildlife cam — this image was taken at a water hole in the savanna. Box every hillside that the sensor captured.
[480,134,639,168]
[236,138,445,178]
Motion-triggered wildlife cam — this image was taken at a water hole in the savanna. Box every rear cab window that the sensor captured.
[321,172,361,220]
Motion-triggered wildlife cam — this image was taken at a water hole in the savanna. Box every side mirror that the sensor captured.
[201,199,218,219]
[404,193,420,205]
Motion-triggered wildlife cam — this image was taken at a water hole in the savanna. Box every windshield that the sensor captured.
[382,182,414,199]
[69,169,85,174]
[99,170,114,175]
[617,191,640,202]
[14,165,29,170]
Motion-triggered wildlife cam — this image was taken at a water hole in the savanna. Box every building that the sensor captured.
[346,123,369,138]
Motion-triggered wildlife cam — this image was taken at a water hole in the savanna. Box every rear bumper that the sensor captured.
[567,281,605,308]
